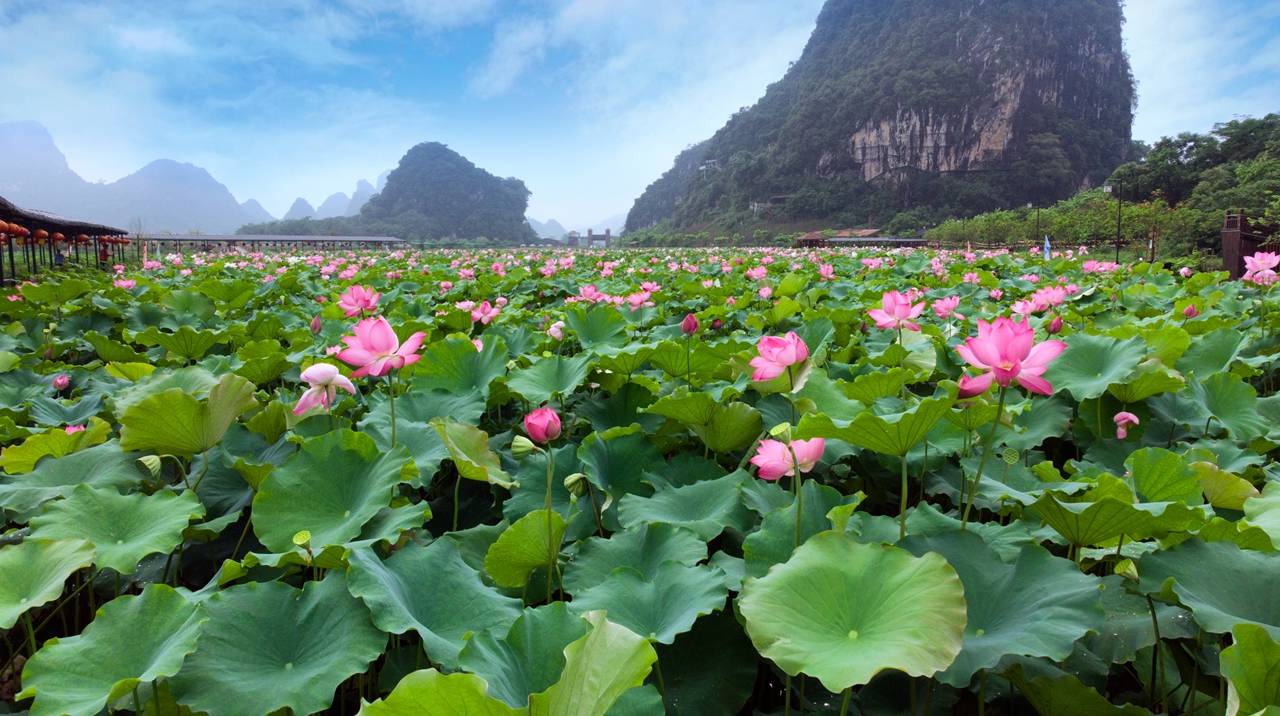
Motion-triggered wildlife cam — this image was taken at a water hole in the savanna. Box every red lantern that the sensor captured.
[76,234,89,245]
[34,229,49,242]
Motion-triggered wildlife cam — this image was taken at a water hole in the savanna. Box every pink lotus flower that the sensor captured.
[293,363,357,415]
[64,424,85,434]
[338,285,380,317]
[750,438,825,481]
[1179,267,1193,278]
[819,264,835,281]
[749,332,809,382]
[1182,304,1200,319]
[113,278,136,290]
[547,320,565,341]
[471,301,500,324]
[52,374,70,391]
[932,295,962,320]
[1114,411,1140,440]
[757,286,773,300]
[868,291,925,331]
[955,317,1066,397]
[524,407,561,443]
[472,338,484,352]
[681,313,699,335]
[336,317,426,378]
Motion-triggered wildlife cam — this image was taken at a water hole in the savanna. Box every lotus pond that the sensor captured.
[3,246,1280,715]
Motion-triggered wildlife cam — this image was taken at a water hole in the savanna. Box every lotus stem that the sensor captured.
[22,611,37,656]
[388,373,398,448]
[899,454,909,540]
[452,475,461,532]
[787,446,803,548]
[545,448,556,602]
[961,388,1007,529]
[839,687,852,716]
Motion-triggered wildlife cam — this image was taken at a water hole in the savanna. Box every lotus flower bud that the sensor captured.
[511,434,537,459]
[1182,304,1199,319]
[564,472,588,497]
[680,313,699,335]
[310,314,323,334]
[1047,315,1063,334]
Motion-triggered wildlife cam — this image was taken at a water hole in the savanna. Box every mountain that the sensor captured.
[282,198,315,221]
[0,121,273,234]
[314,192,351,219]
[579,214,626,235]
[347,180,376,215]
[242,142,537,244]
[528,217,567,239]
[240,199,275,224]
[627,0,1135,233]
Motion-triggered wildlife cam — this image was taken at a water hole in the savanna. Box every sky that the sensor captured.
[0,0,1277,229]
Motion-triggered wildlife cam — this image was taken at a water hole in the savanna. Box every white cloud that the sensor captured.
[1125,0,1280,141]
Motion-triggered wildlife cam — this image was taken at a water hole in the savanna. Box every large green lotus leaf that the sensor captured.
[646,390,719,427]
[1032,493,1208,546]
[900,531,1104,686]
[458,603,591,708]
[358,389,484,483]
[484,509,568,589]
[22,277,92,304]
[0,440,146,517]
[507,354,591,405]
[346,539,522,669]
[563,523,706,595]
[691,402,762,454]
[170,575,384,716]
[654,609,757,716]
[1124,448,1202,505]
[17,584,207,716]
[503,444,581,522]
[1107,361,1185,404]
[27,485,204,575]
[1139,539,1280,637]
[840,366,916,405]
[564,304,629,351]
[616,472,752,540]
[361,669,524,716]
[1189,372,1269,440]
[1005,664,1152,715]
[1222,623,1280,716]
[577,426,665,499]
[743,479,849,578]
[251,429,416,552]
[649,340,728,379]
[119,373,257,457]
[0,418,110,474]
[528,610,657,716]
[1244,480,1280,549]
[605,685,665,716]
[0,538,94,629]
[1177,326,1246,377]
[569,562,727,644]
[1043,333,1146,401]
[1083,575,1199,665]
[738,531,966,691]
[0,369,51,411]
[109,366,219,415]
[1193,462,1261,511]
[1195,516,1278,553]
[1002,395,1072,452]
[26,395,105,428]
[430,418,516,489]
[413,334,508,397]
[145,325,224,362]
[796,387,956,457]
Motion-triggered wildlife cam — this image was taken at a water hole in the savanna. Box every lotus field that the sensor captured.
[5,245,1280,716]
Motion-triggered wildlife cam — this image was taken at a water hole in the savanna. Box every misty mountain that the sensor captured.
[240,199,275,223]
[0,121,273,234]
[527,217,567,239]
[347,180,376,215]
[314,192,351,219]
[283,198,316,221]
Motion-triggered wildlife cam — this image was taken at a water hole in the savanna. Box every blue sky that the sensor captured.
[0,0,1277,228]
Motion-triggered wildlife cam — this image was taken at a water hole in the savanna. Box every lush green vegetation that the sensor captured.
[241,142,536,245]
[927,115,1280,260]
[5,245,1280,714]
[627,0,1133,234]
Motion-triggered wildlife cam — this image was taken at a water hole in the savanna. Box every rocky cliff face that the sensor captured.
[627,0,1134,231]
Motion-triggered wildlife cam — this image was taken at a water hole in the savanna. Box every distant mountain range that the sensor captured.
[0,120,618,237]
